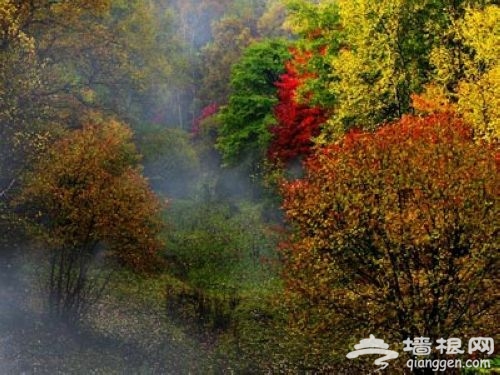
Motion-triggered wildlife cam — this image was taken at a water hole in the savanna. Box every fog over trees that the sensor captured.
[0,0,498,373]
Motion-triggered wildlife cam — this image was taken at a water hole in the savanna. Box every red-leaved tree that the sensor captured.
[268,50,326,164]
[280,111,499,373]
[192,102,219,138]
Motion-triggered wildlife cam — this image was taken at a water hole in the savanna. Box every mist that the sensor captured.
[3,0,495,373]
[0,0,287,373]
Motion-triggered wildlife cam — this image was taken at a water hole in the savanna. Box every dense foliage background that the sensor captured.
[0,0,498,374]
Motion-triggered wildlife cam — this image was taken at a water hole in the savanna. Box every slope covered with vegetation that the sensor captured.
[0,0,498,373]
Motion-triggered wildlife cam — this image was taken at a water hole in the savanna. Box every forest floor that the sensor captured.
[0,242,211,374]
[0,240,24,374]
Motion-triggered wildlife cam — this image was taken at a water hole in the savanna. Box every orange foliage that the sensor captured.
[17,120,164,273]
[411,85,456,114]
[280,112,499,354]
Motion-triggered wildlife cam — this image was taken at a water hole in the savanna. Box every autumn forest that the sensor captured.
[0,0,498,374]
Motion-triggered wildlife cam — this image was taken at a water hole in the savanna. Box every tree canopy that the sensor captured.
[16,120,163,319]
[280,111,499,369]
[216,39,291,166]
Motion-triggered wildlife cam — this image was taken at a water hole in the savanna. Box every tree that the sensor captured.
[322,0,445,138]
[257,0,289,38]
[198,17,255,105]
[0,0,64,226]
[196,0,289,107]
[280,111,499,372]
[283,0,340,109]
[0,0,177,195]
[216,39,291,167]
[168,0,231,49]
[282,0,497,143]
[136,125,200,198]
[268,49,327,164]
[431,4,499,142]
[15,120,164,321]
[0,0,176,125]
[191,103,220,138]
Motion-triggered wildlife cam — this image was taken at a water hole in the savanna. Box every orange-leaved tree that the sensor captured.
[280,111,499,372]
[16,120,164,321]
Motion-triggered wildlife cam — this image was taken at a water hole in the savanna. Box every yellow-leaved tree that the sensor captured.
[430,5,499,142]
[323,0,442,138]
[457,5,499,141]
[16,120,164,322]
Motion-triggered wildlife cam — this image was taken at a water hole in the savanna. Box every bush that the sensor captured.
[16,121,164,321]
[281,112,499,371]
[164,200,279,290]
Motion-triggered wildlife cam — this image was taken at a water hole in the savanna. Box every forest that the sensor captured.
[0,0,498,374]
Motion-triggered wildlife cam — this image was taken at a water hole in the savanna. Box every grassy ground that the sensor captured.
[0,248,211,374]
[0,199,284,374]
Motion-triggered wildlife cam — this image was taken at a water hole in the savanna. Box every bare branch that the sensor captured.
[0,179,16,199]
